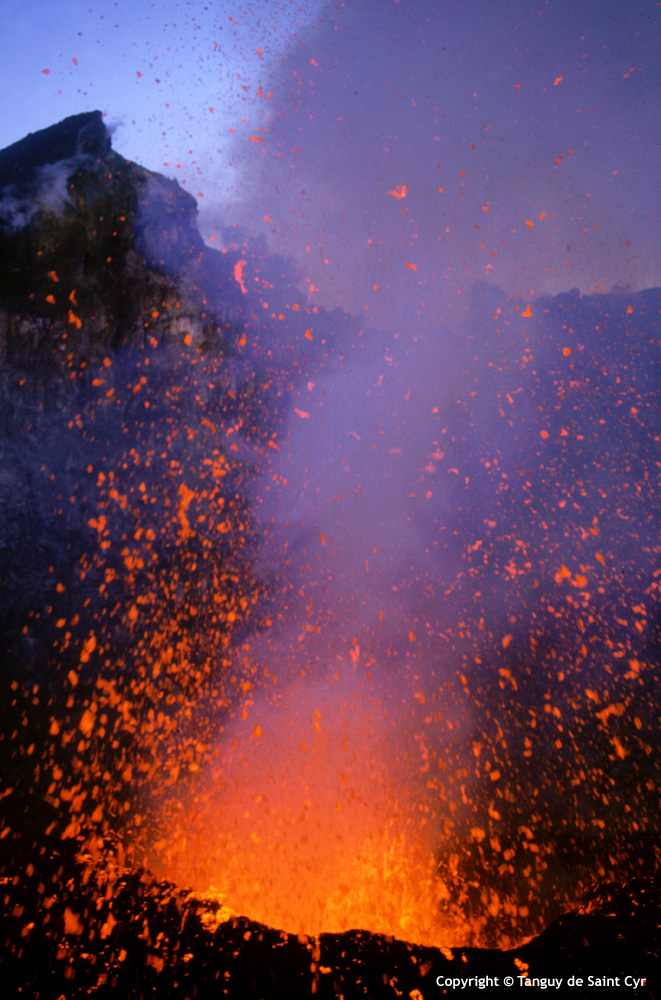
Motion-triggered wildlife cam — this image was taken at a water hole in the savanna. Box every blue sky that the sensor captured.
[2,0,660,325]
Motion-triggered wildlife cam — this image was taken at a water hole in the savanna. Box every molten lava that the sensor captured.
[148,671,471,948]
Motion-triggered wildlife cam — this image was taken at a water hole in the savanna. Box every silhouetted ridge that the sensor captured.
[0,111,110,190]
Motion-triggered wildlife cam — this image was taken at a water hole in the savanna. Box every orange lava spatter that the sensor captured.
[148,674,471,948]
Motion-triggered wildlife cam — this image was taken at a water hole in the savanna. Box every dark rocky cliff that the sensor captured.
[0,110,227,369]
[0,112,266,866]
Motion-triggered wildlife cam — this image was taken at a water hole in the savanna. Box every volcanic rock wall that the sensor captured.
[0,110,224,364]
[0,112,272,862]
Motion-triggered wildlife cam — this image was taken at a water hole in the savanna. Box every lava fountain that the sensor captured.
[148,662,472,948]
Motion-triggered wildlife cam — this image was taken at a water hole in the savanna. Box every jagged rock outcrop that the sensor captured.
[0,111,228,370]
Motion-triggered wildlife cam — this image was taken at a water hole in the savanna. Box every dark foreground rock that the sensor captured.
[0,843,658,998]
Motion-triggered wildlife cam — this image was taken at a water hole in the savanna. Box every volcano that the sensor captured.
[0,113,659,997]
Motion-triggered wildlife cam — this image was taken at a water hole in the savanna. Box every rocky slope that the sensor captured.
[0,112,270,864]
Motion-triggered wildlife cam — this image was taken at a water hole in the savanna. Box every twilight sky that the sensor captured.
[1,0,659,330]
